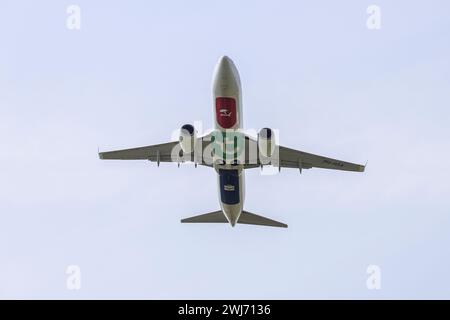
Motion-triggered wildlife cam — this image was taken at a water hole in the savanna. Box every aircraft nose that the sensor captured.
[213,55,241,93]
[217,55,233,73]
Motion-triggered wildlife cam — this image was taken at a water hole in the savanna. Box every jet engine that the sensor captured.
[258,127,275,158]
[179,124,197,154]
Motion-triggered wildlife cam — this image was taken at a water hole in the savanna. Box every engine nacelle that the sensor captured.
[258,127,275,158]
[179,124,197,154]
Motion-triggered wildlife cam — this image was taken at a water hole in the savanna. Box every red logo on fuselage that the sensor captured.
[216,97,237,128]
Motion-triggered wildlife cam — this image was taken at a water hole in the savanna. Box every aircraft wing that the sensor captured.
[99,134,364,172]
[98,138,214,166]
[99,141,177,161]
[277,145,365,172]
[243,135,364,172]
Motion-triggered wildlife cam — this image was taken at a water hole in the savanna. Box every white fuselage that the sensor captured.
[212,56,245,226]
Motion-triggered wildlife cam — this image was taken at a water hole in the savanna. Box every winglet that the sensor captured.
[98,147,104,160]
[361,160,368,172]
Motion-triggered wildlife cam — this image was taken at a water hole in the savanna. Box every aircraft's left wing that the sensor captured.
[243,135,365,172]
[277,145,365,172]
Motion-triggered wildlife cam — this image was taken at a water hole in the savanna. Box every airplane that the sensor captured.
[98,55,365,228]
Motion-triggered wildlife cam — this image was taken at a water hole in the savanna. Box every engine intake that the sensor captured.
[258,127,275,158]
[179,124,197,154]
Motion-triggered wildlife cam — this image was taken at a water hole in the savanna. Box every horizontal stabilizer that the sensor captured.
[239,211,287,228]
[181,210,287,228]
[181,211,228,224]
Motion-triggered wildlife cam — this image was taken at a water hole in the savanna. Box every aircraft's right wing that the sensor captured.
[99,141,178,161]
[99,137,215,166]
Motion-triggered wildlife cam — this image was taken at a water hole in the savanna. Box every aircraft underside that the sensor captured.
[98,56,365,228]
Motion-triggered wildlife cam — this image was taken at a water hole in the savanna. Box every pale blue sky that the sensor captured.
[1,0,450,298]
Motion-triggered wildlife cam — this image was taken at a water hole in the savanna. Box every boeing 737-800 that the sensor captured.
[99,56,365,228]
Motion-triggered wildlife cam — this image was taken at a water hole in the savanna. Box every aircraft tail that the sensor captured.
[239,211,288,228]
[181,211,227,224]
[181,210,287,228]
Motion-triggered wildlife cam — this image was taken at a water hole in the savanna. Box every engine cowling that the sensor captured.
[179,124,197,154]
[258,127,275,158]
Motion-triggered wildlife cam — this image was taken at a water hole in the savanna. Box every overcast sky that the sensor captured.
[1,0,450,299]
